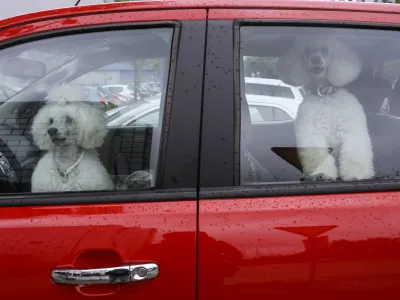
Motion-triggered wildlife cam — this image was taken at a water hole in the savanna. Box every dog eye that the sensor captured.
[49,118,53,124]
[65,116,73,124]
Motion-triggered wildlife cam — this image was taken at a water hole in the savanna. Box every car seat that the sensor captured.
[346,67,395,180]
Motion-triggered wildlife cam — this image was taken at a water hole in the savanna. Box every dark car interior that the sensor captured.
[0,29,171,193]
[240,28,400,184]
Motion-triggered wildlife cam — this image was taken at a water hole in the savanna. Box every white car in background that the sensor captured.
[248,101,296,123]
[102,84,135,99]
[105,99,294,128]
[244,77,303,119]
[106,101,161,127]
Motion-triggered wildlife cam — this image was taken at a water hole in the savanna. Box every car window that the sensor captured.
[249,105,273,122]
[248,106,264,122]
[239,25,398,185]
[249,105,292,123]
[109,86,123,94]
[274,107,291,121]
[0,27,173,194]
[127,83,135,92]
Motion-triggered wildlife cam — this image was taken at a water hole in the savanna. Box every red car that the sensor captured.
[0,0,400,299]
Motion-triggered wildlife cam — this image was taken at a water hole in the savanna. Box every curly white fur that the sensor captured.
[31,84,115,192]
[276,36,374,181]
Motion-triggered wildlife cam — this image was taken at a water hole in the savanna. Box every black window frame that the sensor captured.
[199,19,400,200]
[0,19,206,207]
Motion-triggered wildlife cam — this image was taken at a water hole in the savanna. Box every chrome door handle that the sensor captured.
[51,263,159,285]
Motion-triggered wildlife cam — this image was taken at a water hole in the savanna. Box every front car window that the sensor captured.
[240,26,397,185]
[0,48,72,97]
[0,27,173,194]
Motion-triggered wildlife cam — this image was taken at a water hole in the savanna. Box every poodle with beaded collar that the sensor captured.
[31,84,114,192]
[276,35,374,181]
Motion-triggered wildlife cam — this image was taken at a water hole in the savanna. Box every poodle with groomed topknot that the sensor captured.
[276,35,374,181]
[31,84,115,192]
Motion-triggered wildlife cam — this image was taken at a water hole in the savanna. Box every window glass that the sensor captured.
[274,107,292,121]
[248,106,264,123]
[109,86,124,94]
[251,106,273,122]
[249,105,292,123]
[128,110,160,126]
[245,82,295,99]
[240,26,397,185]
[0,28,173,194]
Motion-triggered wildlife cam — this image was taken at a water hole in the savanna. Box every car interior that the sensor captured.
[240,27,400,184]
[0,28,172,193]
[1,26,400,193]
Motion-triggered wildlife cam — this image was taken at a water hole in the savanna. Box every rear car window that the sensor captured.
[239,25,398,185]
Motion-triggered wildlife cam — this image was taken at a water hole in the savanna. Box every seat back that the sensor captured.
[99,125,153,185]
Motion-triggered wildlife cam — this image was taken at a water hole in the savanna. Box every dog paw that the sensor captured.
[340,166,375,181]
[305,173,335,181]
[124,170,153,189]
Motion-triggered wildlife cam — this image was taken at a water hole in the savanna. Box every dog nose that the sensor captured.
[47,127,58,136]
[310,55,322,65]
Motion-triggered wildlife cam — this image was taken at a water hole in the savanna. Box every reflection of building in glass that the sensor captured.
[72,62,159,85]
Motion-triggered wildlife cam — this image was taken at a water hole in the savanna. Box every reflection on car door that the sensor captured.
[0,8,206,299]
[199,9,400,300]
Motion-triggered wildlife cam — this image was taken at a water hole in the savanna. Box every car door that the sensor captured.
[199,6,400,299]
[0,5,206,299]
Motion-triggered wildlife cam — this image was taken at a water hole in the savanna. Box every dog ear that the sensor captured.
[327,39,361,87]
[275,44,312,87]
[31,106,52,150]
[78,103,108,149]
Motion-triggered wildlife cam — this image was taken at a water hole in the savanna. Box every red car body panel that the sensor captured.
[198,5,400,300]
[0,9,206,42]
[0,6,203,299]
[0,202,196,298]
[208,8,400,24]
[0,0,400,30]
[199,193,400,298]
[1,0,400,299]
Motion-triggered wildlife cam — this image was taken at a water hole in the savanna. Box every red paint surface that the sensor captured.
[0,7,202,298]
[209,8,400,23]
[1,0,400,31]
[0,201,196,298]
[1,1,400,299]
[199,192,400,298]
[0,9,207,42]
[198,7,400,299]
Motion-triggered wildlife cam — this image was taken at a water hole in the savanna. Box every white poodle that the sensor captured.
[276,35,374,181]
[31,84,115,192]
